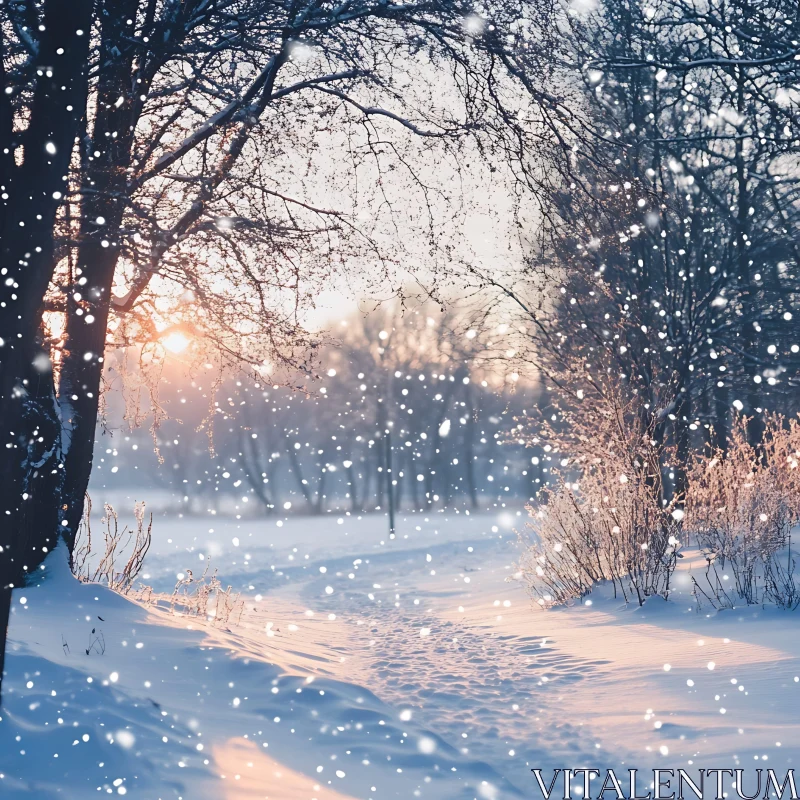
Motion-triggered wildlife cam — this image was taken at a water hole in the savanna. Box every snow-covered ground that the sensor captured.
[3,506,800,799]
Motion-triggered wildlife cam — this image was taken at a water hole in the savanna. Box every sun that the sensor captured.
[162,331,190,354]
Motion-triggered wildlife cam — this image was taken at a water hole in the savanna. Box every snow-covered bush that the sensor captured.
[686,414,800,609]
[520,463,681,607]
[518,383,682,607]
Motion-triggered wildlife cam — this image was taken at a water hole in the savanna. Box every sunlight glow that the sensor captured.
[162,332,190,354]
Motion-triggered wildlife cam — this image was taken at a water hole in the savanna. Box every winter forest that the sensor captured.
[2,0,800,798]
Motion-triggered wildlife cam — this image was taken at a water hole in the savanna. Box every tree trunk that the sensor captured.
[361,459,374,512]
[712,379,730,453]
[315,466,327,514]
[673,391,692,508]
[411,452,422,510]
[240,429,274,513]
[0,586,10,691]
[423,376,461,506]
[385,429,395,537]
[59,245,121,548]
[463,384,479,510]
[0,0,92,425]
[0,0,93,703]
[60,0,146,548]
[345,459,359,513]
[286,441,313,509]
[733,69,764,450]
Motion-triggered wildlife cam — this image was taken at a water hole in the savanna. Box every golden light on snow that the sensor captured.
[213,737,360,799]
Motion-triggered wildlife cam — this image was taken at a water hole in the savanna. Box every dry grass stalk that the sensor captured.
[164,559,245,626]
[72,498,244,627]
[72,498,152,593]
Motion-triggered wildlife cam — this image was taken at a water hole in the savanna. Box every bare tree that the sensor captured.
[0,0,568,699]
[474,0,800,507]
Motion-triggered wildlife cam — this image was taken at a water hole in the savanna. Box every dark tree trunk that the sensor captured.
[18,351,64,562]
[423,370,463,506]
[360,459,374,512]
[240,429,274,513]
[59,246,121,548]
[345,459,359,513]
[733,69,764,450]
[463,384,479,509]
[59,0,142,550]
[0,586,9,689]
[391,449,403,513]
[699,383,713,449]
[712,381,730,453]
[0,0,93,703]
[375,452,385,509]
[0,0,92,424]
[385,428,395,536]
[315,466,327,514]
[673,391,692,507]
[410,451,422,510]
[286,442,314,509]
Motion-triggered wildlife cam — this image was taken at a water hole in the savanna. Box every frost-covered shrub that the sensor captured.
[72,499,152,593]
[517,377,683,607]
[165,560,244,626]
[519,460,682,607]
[72,497,244,625]
[685,414,800,609]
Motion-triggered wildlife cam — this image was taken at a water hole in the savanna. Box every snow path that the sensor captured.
[146,506,800,775]
[4,509,800,798]
[147,510,616,784]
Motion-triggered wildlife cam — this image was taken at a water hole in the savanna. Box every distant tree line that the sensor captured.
[102,304,550,515]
